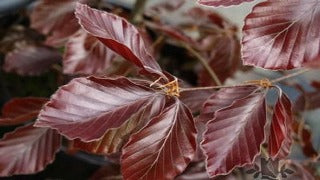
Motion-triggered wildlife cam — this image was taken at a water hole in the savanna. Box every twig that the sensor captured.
[180,83,256,92]
[131,0,148,24]
[181,68,311,92]
[271,69,310,83]
[183,43,222,86]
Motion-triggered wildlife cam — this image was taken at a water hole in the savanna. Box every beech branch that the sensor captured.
[181,68,310,92]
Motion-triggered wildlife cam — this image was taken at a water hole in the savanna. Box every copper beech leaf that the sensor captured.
[179,88,215,113]
[0,125,61,176]
[0,97,48,126]
[198,0,254,7]
[242,0,320,70]
[268,88,293,159]
[63,29,117,75]
[35,76,166,142]
[201,88,267,177]
[71,96,165,155]
[30,0,83,46]
[199,85,260,122]
[197,35,241,86]
[75,3,166,79]
[3,45,61,76]
[121,98,197,180]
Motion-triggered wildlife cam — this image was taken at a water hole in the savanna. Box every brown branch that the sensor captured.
[181,68,311,92]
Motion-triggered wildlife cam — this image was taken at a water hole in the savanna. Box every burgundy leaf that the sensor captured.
[75,3,166,79]
[70,97,165,155]
[197,35,241,86]
[200,85,260,122]
[198,0,254,7]
[268,88,293,159]
[242,0,320,70]
[3,45,61,76]
[145,21,194,44]
[35,76,166,142]
[179,89,215,113]
[0,97,48,126]
[0,125,61,176]
[201,89,267,177]
[30,0,82,46]
[63,29,117,75]
[121,98,197,180]
[311,81,320,89]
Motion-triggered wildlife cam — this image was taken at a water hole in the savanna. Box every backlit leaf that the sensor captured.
[75,3,166,79]
[198,0,254,7]
[3,45,61,76]
[63,29,117,75]
[71,96,165,155]
[0,125,61,176]
[35,76,166,142]
[0,97,48,126]
[242,0,320,70]
[201,89,267,177]
[121,98,197,180]
[268,88,293,159]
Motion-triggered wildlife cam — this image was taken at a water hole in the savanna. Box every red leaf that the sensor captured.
[198,0,254,7]
[63,29,117,75]
[200,86,260,122]
[197,35,241,86]
[0,97,48,126]
[3,45,61,76]
[70,96,165,155]
[179,89,215,113]
[75,3,166,79]
[121,98,197,180]
[242,0,320,70]
[35,76,166,142]
[268,88,293,159]
[0,125,61,176]
[201,89,266,177]
[30,0,81,46]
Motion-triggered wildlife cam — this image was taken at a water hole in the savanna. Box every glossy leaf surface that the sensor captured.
[3,45,61,76]
[35,76,165,142]
[0,97,48,126]
[71,97,165,155]
[268,89,293,159]
[200,86,259,122]
[121,99,197,180]
[0,125,61,176]
[242,0,320,70]
[75,3,165,78]
[198,0,254,7]
[179,89,215,113]
[201,90,266,177]
[63,29,117,75]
